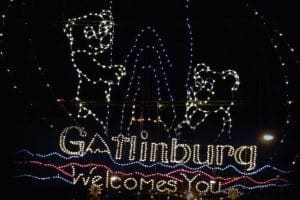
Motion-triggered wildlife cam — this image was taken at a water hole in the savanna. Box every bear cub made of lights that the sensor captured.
[175,63,240,138]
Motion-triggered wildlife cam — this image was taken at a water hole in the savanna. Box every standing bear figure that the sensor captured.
[63,10,126,134]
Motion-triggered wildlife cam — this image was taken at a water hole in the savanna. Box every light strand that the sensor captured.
[120,45,176,135]
[25,160,288,187]
[18,149,291,175]
[15,174,73,185]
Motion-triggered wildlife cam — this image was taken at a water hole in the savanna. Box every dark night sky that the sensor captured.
[1,0,299,199]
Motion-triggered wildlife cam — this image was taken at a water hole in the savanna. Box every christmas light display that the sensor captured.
[19,159,289,192]
[63,10,126,134]
[89,184,103,200]
[18,150,291,175]
[57,127,258,170]
[175,63,240,138]
[2,0,298,199]
[16,126,290,196]
[119,46,176,134]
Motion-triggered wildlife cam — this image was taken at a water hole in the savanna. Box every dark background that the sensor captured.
[1,0,299,199]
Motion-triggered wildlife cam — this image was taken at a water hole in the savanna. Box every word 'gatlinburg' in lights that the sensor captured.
[60,126,258,171]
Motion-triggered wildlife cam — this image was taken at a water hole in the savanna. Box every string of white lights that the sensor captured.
[63,10,126,134]
[175,63,240,138]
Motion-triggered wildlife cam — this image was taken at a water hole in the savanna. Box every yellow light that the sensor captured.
[186,192,194,200]
[56,98,64,102]
[110,176,118,182]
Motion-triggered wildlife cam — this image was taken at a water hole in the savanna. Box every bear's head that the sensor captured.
[191,63,240,104]
[63,10,114,54]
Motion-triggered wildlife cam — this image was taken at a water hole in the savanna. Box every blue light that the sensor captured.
[263,134,274,141]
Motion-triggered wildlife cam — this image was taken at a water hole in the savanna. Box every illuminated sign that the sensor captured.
[14,0,292,198]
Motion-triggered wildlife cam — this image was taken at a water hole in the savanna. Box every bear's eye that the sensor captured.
[83,26,97,40]
[97,20,113,35]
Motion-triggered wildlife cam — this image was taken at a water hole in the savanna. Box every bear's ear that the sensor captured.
[100,10,113,21]
[63,18,76,41]
[193,63,216,82]
[221,70,240,92]
[194,63,212,76]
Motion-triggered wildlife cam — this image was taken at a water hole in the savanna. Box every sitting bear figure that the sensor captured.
[63,10,126,134]
[175,63,240,139]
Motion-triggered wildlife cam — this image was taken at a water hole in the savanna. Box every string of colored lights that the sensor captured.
[15,174,290,197]
[8,0,296,175]
[15,173,290,198]
[215,183,290,194]
[216,184,290,195]
[19,166,289,193]
[221,177,288,186]
[4,2,295,159]
[27,161,73,177]
[26,160,183,182]
[23,159,289,188]
[24,158,290,187]
[18,149,291,175]
[165,168,288,184]
[1,0,294,197]
[241,1,298,167]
